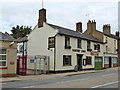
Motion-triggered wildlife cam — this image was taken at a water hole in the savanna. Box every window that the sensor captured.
[86,57,92,65]
[94,44,100,52]
[114,40,116,46]
[112,57,117,64]
[106,46,108,53]
[114,47,116,53]
[105,37,108,43]
[114,40,116,53]
[65,36,71,49]
[19,45,23,52]
[63,55,71,66]
[77,38,81,48]
[30,59,34,63]
[104,57,109,64]
[87,41,91,49]
[0,49,7,67]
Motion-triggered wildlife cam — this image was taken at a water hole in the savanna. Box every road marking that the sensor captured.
[56,78,89,84]
[23,86,35,88]
[91,81,119,88]
[101,73,116,77]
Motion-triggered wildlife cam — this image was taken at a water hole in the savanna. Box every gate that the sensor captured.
[18,55,27,75]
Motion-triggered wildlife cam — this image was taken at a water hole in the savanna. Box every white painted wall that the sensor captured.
[27,23,58,70]
[55,34,104,71]
[103,36,118,54]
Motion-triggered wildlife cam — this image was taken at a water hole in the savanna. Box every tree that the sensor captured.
[11,25,32,39]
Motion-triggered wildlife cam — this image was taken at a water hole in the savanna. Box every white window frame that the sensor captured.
[104,57,109,64]
[19,45,23,53]
[0,49,7,67]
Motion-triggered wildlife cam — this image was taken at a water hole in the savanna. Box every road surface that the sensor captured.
[1,69,119,89]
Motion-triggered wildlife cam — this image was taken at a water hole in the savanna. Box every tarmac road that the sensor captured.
[1,69,119,89]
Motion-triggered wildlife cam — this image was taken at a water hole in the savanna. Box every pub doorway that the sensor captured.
[77,54,83,71]
[109,57,112,68]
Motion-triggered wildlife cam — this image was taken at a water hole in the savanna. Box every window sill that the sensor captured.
[63,65,72,67]
[0,67,8,69]
[87,49,92,51]
[65,46,71,49]
[86,64,92,66]
[77,47,82,49]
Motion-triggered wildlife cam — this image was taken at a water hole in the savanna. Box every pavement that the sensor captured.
[1,67,119,88]
[0,67,118,83]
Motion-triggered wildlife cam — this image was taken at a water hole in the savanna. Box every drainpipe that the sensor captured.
[54,35,56,73]
[54,34,57,73]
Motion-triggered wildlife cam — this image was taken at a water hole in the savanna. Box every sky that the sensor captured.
[0,0,119,34]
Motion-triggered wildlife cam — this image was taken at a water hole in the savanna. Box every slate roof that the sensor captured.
[0,31,16,41]
[96,30,119,39]
[47,23,104,43]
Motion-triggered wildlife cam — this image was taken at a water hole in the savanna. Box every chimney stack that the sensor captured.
[38,8,46,28]
[87,20,96,35]
[103,24,111,35]
[76,22,82,33]
[116,31,119,37]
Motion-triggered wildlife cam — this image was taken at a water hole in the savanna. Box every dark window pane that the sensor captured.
[63,55,71,66]
[2,49,6,54]
[0,61,6,66]
[0,55,6,60]
[65,37,70,47]
[0,49,6,54]
[87,41,90,49]
[86,57,92,65]
[78,39,81,48]
[0,49,2,54]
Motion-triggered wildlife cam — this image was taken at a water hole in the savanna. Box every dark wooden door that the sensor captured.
[77,54,83,71]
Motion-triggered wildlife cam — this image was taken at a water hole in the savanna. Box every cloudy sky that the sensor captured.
[0,0,119,34]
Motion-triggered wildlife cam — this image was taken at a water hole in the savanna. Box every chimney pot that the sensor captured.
[116,31,119,37]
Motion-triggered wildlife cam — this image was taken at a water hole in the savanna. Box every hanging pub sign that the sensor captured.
[91,51,99,56]
[48,37,55,48]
